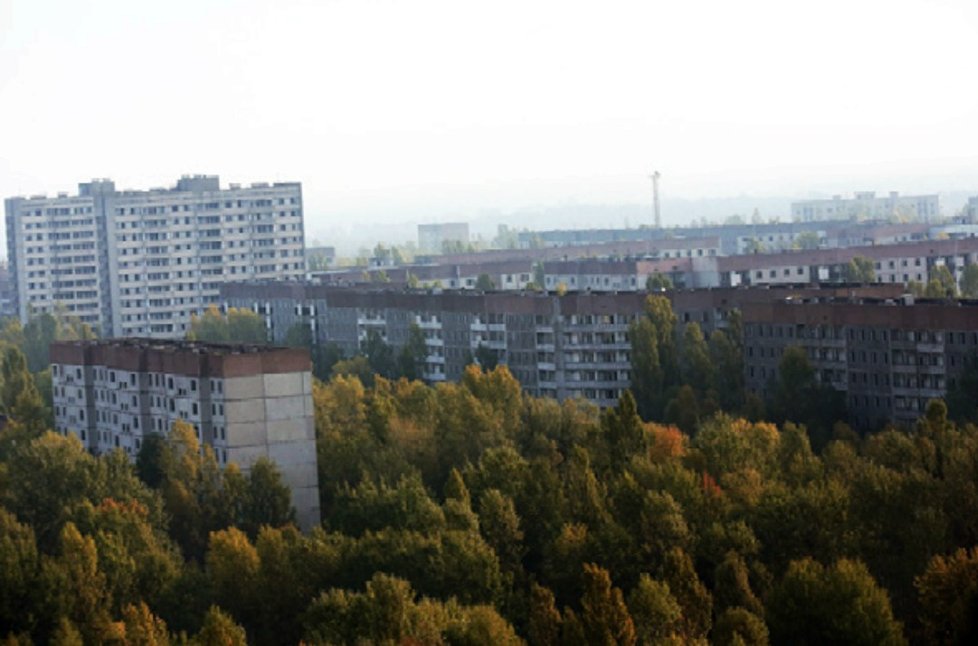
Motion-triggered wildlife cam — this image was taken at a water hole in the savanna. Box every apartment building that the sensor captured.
[418,223,470,253]
[743,297,978,429]
[221,282,905,410]
[5,175,305,337]
[50,338,320,530]
[317,259,538,291]
[791,191,939,223]
[709,237,978,289]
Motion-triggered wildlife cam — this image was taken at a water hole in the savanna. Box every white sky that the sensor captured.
[3,0,978,247]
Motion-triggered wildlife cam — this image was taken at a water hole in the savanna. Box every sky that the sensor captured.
[2,0,978,251]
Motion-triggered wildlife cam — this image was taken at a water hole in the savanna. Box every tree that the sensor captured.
[192,607,248,646]
[475,273,496,291]
[40,523,114,643]
[579,563,636,646]
[714,607,769,646]
[925,264,958,298]
[844,256,876,283]
[206,528,260,624]
[659,548,712,640]
[0,509,40,636]
[398,323,427,381]
[627,574,682,644]
[362,329,397,380]
[915,547,978,645]
[766,558,906,646]
[681,322,714,396]
[629,295,678,420]
[961,263,978,298]
[473,343,499,371]
[188,306,266,344]
[478,489,525,574]
[528,583,562,646]
[240,457,295,537]
[645,272,673,291]
[0,345,46,436]
[283,322,312,349]
[794,230,821,250]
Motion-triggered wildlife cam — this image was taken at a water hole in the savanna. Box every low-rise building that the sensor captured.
[50,338,320,530]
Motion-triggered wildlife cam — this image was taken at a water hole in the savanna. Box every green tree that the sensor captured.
[681,322,714,396]
[714,607,769,646]
[794,230,821,250]
[188,306,267,344]
[629,295,678,420]
[478,489,525,574]
[475,273,496,290]
[579,563,636,646]
[960,263,978,298]
[240,457,295,538]
[0,509,41,636]
[283,322,312,349]
[844,256,876,283]
[925,264,958,298]
[627,574,682,644]
[191,607,248,646]
[398,323,428,380]
[645,272,673,291]
[0,345,46,436]
[766,558,906,646]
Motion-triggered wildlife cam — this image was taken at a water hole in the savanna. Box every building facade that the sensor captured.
[418,223,470,253]
[791,192,939,223]
[5,175,306,337]
[221,282,906,410]
[743,297,978,429]
[50,339,320,530]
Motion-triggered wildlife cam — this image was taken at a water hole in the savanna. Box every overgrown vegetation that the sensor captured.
[1,300,977,643]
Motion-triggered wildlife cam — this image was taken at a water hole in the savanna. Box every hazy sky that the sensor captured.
[2,0,978,247]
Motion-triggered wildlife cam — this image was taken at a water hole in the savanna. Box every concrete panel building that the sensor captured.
[50,338,320,530]
[743,297,978,429]
[221,281,905,410]
[791,192,939,223]
[5,175,305,337]
[418,222,470,254]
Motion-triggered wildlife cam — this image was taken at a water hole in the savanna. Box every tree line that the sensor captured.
[3,302,978,642]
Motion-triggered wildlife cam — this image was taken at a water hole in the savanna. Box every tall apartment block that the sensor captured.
[50,339,320,530]
[791,191,939,223]
[5,175,306,337]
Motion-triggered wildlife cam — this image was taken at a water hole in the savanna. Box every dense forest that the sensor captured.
[2,302,978,643]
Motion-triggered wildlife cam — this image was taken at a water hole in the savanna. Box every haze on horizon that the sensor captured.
[2,0,978,253]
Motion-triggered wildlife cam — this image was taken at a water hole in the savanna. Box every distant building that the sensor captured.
[51,338,321,530]
[5,175,306,337]
[791,192,939,223]
[0,262,15,319]
[306,246,336,271]
[418,223,469,254]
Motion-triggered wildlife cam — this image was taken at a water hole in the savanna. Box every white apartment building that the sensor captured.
[50,338,321,530]
[792,191,939,223]
[418,222,470,254]
[5,175,306,337]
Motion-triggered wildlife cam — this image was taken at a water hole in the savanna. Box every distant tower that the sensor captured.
[650,171,662,228]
